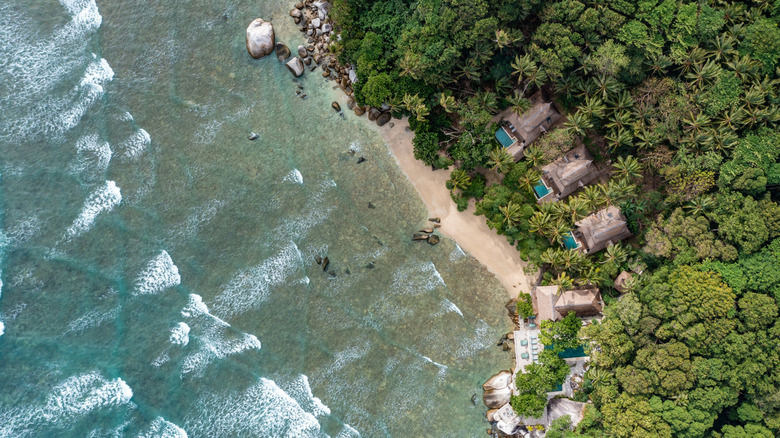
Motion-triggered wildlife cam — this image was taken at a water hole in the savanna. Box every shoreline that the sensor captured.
[376,118,532,299]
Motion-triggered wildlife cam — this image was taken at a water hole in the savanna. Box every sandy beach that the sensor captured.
[377,118,533,298]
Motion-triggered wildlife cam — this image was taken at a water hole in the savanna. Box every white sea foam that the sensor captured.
[66,180,122,239]
[41,371,133,424]
[137,417,188,438]
[168,199,227,242]
[283,169,304,184]
[133,251,181,295]
[449,243,466,261]
[183,378,322,437]
[73,133,112,174]
[280,375,331,417]
[0,321,4,337]
[66,306,119,334]
[180,331,261,377]
[169,322,190,346]
[456,319,492,359]
[56,56,114,135]
[389,261,446,296]
[119,129,151,159]
[440,298,463,317]
[336,424,361,438]
[421,355,448,380]
[212,242,303,317]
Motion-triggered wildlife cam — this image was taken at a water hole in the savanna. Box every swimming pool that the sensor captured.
[495,126,515,148]
[533,180,551,199]
[562,231,581,249]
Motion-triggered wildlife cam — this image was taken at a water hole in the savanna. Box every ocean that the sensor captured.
[0,0,512,436]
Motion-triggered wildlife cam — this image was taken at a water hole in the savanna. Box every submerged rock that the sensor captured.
[428,234,440,245]
[246,18,274,58]
[275,42,291,61]
[357,156,366,164]
[412,233,429,241]
[429,217,441,223]
[315,256,322,265]
[365,262,375,269]
[368,202,376,209]
[331,101,341,112]
[322,257,330,271]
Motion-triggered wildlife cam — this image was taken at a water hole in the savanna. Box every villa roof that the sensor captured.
[534,286,603,322]
[503,102,561,147]
[575,205,632,254]
[540,145,599,201]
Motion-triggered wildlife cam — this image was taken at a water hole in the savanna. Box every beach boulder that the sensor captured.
[368,107,380,121]
[482,370,513,409]
[275,43,291,61]
[286,57,305,77]
[246,18,274,59]
[376,112,391,127]
[297,45,308,58]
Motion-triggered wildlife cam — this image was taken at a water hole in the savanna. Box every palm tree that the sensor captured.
[506,93,531,117]
[602,243,628,265]
[717,106,746,130]
[450,169,471,191]
[605,110,633,131]
[709,126,739,152]
[548,219,571,245]
[685,60,722,90]
[684,195,716,216]
[499,201,523,228]
[633,129,659,151]
[607,91,634,113]
[579,185,606,211]
[402,93,429,122]
[474,90,499,114]
[439,93,457,113]
[565,197,589,223]
[540,248,562,270]
[726,55,760,82]
[564,111,593,138]
[487,148,514,174]
[708,34,737,61]
[646,54,673,76]
[518,169,543,195]
[604,128,633,152]
[591,73,622,99]
[683,112,712,134]
[676,47,707,76]
[528,211,553,236]
[578,266,605,287]
[552,272,575,295]
[579,95,607,119]
[494,29,512,50]
[523,145,545,168]
[494,76,512,97]
[612,156,643,180]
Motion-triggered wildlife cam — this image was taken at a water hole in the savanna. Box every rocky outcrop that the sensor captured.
[246,18,274,58]
[286,57,305,77]
[482,370,512,409]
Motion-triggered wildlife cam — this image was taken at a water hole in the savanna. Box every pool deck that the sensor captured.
[511,322,541,394]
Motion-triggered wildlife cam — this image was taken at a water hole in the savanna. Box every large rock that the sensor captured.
[275,43,290,61]
[297,45,307,57]
[483,387,512,409]
[289,8,302,18]
[322,23,332,33]
[354,106,365,116]
[376,112,391,127]
[246,18,274,59]
[368,107,380,121]
[482,370,513,409]
[311,18,321,29]
[483,370,512,391]
[348,68,357,83]
[286,57,305,77]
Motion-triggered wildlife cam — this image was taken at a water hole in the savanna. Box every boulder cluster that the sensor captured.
[287,1,393,126]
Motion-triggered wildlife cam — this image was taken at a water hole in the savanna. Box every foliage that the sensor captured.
[516,291,534,318]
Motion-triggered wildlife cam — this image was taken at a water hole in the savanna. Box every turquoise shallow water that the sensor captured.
[0,1,512,436]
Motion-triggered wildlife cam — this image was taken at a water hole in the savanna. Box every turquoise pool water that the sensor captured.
[533,180,551,199]
[545,344,587,359]
[562,231,581,249]
[495,127,515,147]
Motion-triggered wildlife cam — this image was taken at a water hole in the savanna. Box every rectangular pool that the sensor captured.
[562,231,581,250]
[533,180,551,199]
[495,127,515,148]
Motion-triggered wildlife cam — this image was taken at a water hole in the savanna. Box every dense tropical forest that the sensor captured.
[329,0,780,436]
